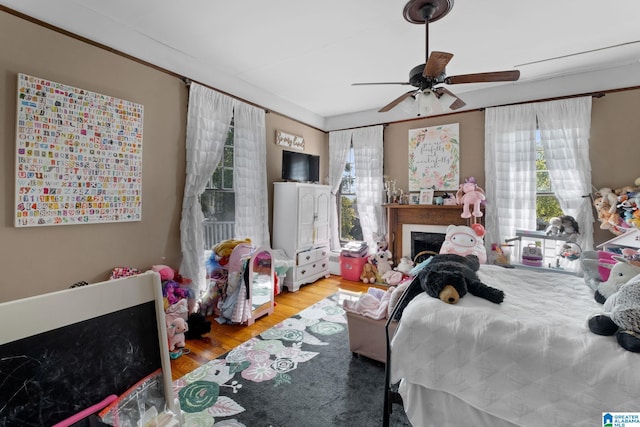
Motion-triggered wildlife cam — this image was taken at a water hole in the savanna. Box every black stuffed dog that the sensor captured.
[185,312,212,340]
[418,254,505,304]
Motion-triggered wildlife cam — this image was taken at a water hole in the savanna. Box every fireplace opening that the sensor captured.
[411,231,446,261]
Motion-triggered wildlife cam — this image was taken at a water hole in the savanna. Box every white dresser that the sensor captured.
[272,182,331,292]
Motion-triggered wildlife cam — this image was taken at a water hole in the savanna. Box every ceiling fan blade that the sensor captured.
[423,51,453,78]
[379,90,417,113]
[445,70,520,85]
[352,82,412,86]
[433,87,466,110]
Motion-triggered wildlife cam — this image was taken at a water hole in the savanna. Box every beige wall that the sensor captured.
[0,11,188,302]
[264,113,329,230]
[383,110,486,190]
[0,10,328,303]
[2,9,639,302]
[382,91,640,246]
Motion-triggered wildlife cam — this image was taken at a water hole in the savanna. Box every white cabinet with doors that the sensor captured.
[273,182,331,292]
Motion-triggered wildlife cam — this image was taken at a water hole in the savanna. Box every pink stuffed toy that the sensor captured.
[152,264,175,281]
[167,317,188,351]
[456,177,485,218]
[440,224,487,264]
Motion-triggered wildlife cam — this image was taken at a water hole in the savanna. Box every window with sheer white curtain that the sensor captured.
[180,83,269,296]
[484,97,594,271]
[328,126,384,252]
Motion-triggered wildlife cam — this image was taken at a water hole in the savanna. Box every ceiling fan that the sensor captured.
[353,0,520,114]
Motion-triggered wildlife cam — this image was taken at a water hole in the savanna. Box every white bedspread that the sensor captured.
[390,265,640,427]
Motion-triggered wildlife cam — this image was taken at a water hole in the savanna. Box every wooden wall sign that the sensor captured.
[275,130,304,150]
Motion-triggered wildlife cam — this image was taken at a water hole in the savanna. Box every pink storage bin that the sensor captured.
[340,255,369,281]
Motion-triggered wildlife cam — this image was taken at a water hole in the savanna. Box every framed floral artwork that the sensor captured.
[408,123,460,191]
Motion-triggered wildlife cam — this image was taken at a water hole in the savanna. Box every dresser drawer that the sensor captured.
[297,246,329,265]
[295,258,329,281]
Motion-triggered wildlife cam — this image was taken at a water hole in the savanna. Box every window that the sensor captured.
[535,130,563,229]
[201,121,235,248]
[339,143,363,242]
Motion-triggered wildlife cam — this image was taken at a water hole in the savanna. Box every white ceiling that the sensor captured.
[3,0,640,131]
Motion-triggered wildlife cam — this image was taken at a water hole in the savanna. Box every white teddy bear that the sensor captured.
[369,249,394,277]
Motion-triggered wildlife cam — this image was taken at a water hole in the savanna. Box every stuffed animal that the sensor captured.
[456,177,485,218]
[559,215,580,242]
[167,317,188,351]
[369,249,394,278]
[545,217,562,236]
[152,264,175,281]
[596,187,619,214]
[373,232,388,252]
[593,257,640,304]
[185,312,212,340]
[162,280,190,307]
[212,238,252,266]
[382,270,405,286]
[417,254,504,304]
[588,274,640,352]
[439,224,487,264]
[360,262,377,284]
[593,196,615,230]
[581,250,617,290]
[395,257,415,275]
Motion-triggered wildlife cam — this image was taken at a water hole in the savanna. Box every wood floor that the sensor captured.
[170,275,378,381]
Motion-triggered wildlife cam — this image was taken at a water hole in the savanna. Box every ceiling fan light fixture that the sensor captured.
[415,90,444,116]
[399,95,417,114]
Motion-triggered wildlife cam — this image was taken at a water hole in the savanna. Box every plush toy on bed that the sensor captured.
[417,253,504,304]
[593,257,640,304]
[588,274,640,352]
[439,224,487,264]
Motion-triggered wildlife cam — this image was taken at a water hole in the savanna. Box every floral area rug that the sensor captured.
[172,293,410,427]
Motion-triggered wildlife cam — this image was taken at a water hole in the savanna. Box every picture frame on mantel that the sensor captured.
[275,130,305,151]
[409,192,420,205]
[419,189,434,205]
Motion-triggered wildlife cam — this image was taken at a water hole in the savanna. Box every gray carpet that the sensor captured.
[175,293,410,426]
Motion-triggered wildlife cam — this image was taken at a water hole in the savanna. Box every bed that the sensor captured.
[384,264,640,427]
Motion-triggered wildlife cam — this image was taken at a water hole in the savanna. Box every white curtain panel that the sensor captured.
[328,130,352,251]
[233,101,269,248]
[179,83,234,295]
[484,103,538,246]
[536,96,595,255]
[352,125,386,252]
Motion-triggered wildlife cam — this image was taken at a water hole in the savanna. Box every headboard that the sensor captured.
[0,271,179,425]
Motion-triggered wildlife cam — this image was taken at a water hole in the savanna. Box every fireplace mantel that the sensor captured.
[384,204,482,263]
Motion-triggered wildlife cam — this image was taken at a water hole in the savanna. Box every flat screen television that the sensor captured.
[282,150,320,183]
